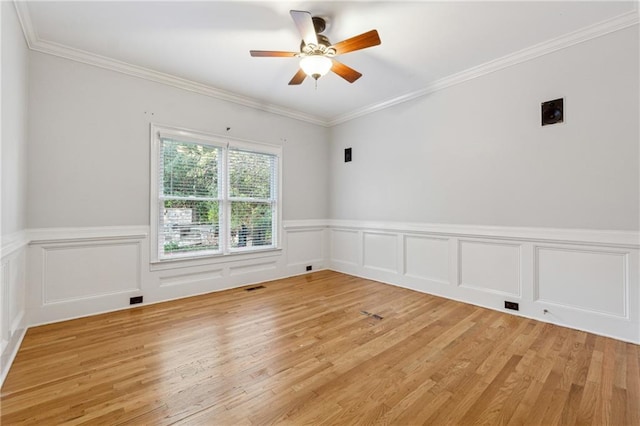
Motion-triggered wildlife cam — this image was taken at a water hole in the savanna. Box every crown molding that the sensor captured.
[12,1,36,49]
[14,2,638,128]
[12,2,328,127]
[328,8,639,126]
[30,39,328,127]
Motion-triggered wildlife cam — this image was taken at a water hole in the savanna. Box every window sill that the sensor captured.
[150,247,282,271]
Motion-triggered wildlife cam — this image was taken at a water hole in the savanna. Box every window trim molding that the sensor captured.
[149,123,283,264]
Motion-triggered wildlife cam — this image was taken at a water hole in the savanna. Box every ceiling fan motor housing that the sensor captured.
[300,17,332,53]
[312,16,327,34]
[249,10,381,85]
[300,34,332,52]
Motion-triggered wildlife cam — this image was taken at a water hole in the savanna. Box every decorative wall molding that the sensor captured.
[330,228,360,267]
[328,220,639,248]
[282,220,329,230]
[24,221,632,252]
[2,219,639,386]
[285,227,326,271]
[327,220,639,344]
[41,240,143,305]
[328,9,639,125]
[23,223,324,325]
[28,225,148,245]
[0,235,28,387]
[363,231,399,274]
[458,239,522,298]
[402,234,450,284]
[159,268,225,288]
[0,327,26,387]
[533,245,629,318]
[13,3,326,127]
[228,260,278,276]
[14,2,638,127]
[1,263,8,352]
[1,230,29,260]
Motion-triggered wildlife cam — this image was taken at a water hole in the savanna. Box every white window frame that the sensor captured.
[150,124,282,263]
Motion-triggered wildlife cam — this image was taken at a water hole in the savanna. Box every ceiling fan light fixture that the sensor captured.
[300,55,332,80]
[250,10,381,86]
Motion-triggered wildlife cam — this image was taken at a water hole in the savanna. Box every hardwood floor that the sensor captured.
[1,270,638,425]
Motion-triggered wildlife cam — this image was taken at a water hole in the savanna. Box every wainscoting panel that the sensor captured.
[286,228,325,273]
[1,261,8,353]
[403,235,450,284]
[363,232,398,274]
[330,229,359,266]
[327,220,639,344]
[3,221,639,386]
[25,223,327,328]
[27,230,148,326]
[42,241,142,304]
[159,268,225,288]
[535,246,627,317]
[458,240,521,297]
[1,232,28,386]
[229,260,278,276]
[8,251,26,338]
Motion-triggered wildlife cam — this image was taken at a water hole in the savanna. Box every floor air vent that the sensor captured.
[245,285,266,292]
[361,310,383,320]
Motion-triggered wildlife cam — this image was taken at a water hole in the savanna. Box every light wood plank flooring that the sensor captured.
[1,271,638,425]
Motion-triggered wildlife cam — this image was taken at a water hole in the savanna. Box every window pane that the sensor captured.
[229,150,275,199]
[161,139,219,198]
[154,126,280,261]
[161,200,219,256]
[230,201,273,249]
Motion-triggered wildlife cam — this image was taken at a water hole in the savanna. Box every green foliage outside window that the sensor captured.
[159,138,276,257]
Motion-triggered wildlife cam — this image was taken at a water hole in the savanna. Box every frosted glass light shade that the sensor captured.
[300,55,332,79]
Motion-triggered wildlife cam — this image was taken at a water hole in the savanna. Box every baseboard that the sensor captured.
[0,317,27,387]
[2,220,637,387]
[332,267,639,345]
[327,221,639,343]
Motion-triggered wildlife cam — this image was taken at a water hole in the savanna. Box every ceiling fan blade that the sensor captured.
[331,29,381,55]
[250,50,298,57]
[290,10,318,47]
[331,60,362,83]
[288,68,307,85]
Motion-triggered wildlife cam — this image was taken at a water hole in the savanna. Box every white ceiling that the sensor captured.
[15,1,638,125]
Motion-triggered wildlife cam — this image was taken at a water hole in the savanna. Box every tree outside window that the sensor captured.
[153,127,280,261]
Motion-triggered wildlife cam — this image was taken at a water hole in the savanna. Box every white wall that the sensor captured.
[23,51,330,325]
[27,53,329,228]
[1,1,29,384]
[2,2,28,235]
[327,25,640,343]
[329,26,639,231]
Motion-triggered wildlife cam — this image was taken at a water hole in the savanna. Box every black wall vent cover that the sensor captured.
[541,98,564,126]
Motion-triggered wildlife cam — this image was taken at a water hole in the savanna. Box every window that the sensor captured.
[151,125,280,261]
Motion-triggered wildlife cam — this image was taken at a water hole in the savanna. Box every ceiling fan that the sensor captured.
[250,10,381,85]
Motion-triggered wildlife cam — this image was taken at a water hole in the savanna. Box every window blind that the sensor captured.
[228,148,277,249]
[152,127,280,261]
[159,138,221,258]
